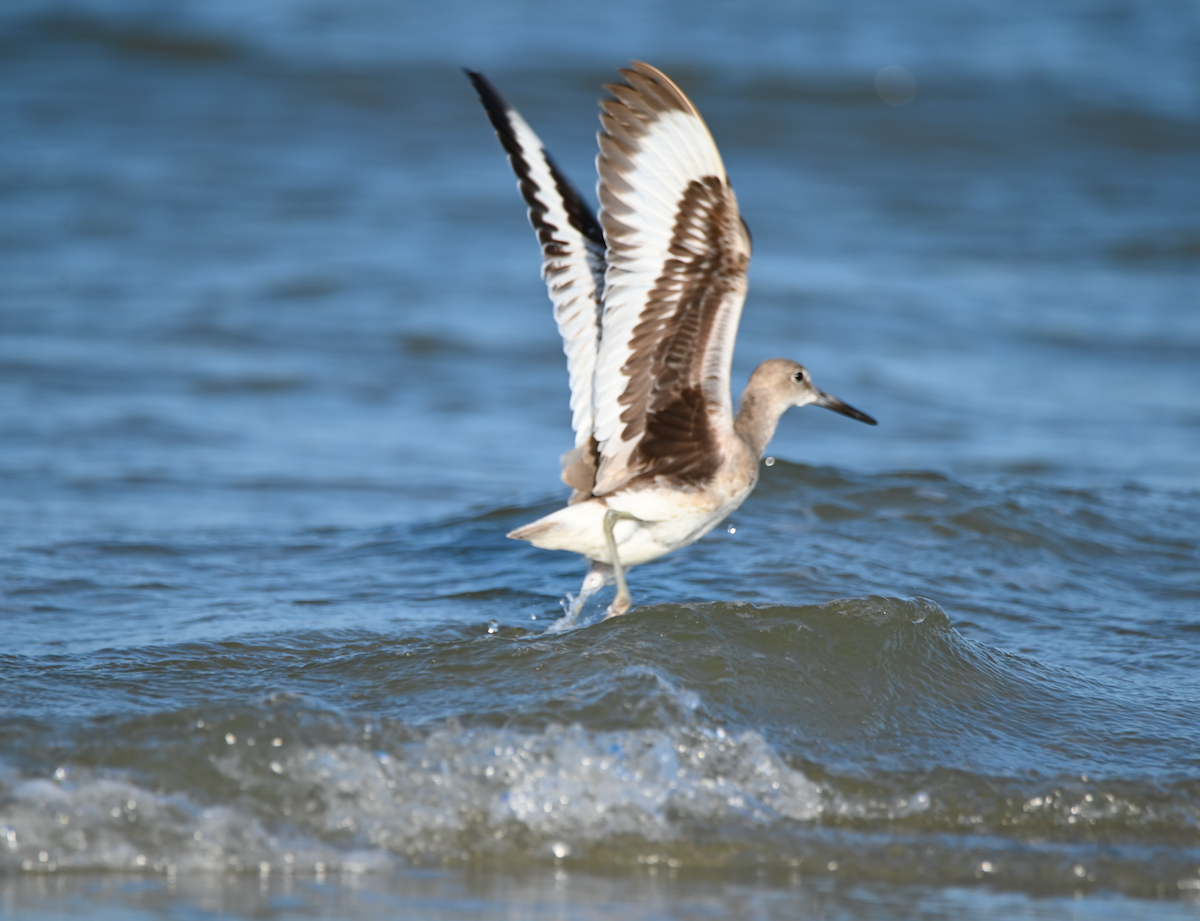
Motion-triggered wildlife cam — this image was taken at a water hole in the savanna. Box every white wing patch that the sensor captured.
[466,71,605,448]
[591,63,752,495]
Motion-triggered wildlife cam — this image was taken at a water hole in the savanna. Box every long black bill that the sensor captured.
[815,390,878,425]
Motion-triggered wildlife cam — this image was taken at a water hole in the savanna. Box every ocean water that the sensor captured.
[1,0,1199,918]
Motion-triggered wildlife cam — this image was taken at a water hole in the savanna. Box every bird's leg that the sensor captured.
[570,561,613,617]
[603,508,639,618]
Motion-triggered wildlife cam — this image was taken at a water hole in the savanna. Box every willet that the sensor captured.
[467,62,876,618]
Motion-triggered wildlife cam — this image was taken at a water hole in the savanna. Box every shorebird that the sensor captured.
[467,62,876,618]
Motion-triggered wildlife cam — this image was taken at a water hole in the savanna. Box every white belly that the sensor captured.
[507,479,756,568]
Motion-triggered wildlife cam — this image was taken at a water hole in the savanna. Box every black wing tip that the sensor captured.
[463,68,511,122]
[462,67,487,93]
[464,68,606,252]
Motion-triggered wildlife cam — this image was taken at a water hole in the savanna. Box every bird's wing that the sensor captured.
[591,62,752,496]
[466,70,606,450]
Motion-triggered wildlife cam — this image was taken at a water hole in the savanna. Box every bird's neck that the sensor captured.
[733,386,785,459]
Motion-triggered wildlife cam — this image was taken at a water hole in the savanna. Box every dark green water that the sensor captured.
[1,1,1198,917]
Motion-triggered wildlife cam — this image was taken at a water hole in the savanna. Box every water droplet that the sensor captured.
[225,733,236,745]
[875,66,917,106]
[551,842,571,859]
[764,457,775,467]
[726,525,736,534]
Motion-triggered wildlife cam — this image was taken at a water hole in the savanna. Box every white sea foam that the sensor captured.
[0,723,822,874]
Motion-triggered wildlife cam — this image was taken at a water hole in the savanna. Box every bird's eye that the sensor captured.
[792,370,805,383]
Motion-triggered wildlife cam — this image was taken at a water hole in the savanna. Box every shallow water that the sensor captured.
[2,0,1199,918]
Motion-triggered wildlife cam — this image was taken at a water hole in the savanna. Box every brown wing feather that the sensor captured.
[620,177,748,485]
[590,62,752,495]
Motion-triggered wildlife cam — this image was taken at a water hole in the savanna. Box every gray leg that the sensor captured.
[603,508,639,618]
[570,561,613,617]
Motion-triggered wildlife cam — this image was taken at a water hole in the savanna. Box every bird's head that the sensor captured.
[754,358,877,424]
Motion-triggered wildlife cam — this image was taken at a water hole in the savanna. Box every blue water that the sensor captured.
[1,1,1199,918]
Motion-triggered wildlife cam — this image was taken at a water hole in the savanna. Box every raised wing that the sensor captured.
[466,70,606,450]
[591,62,752,495]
